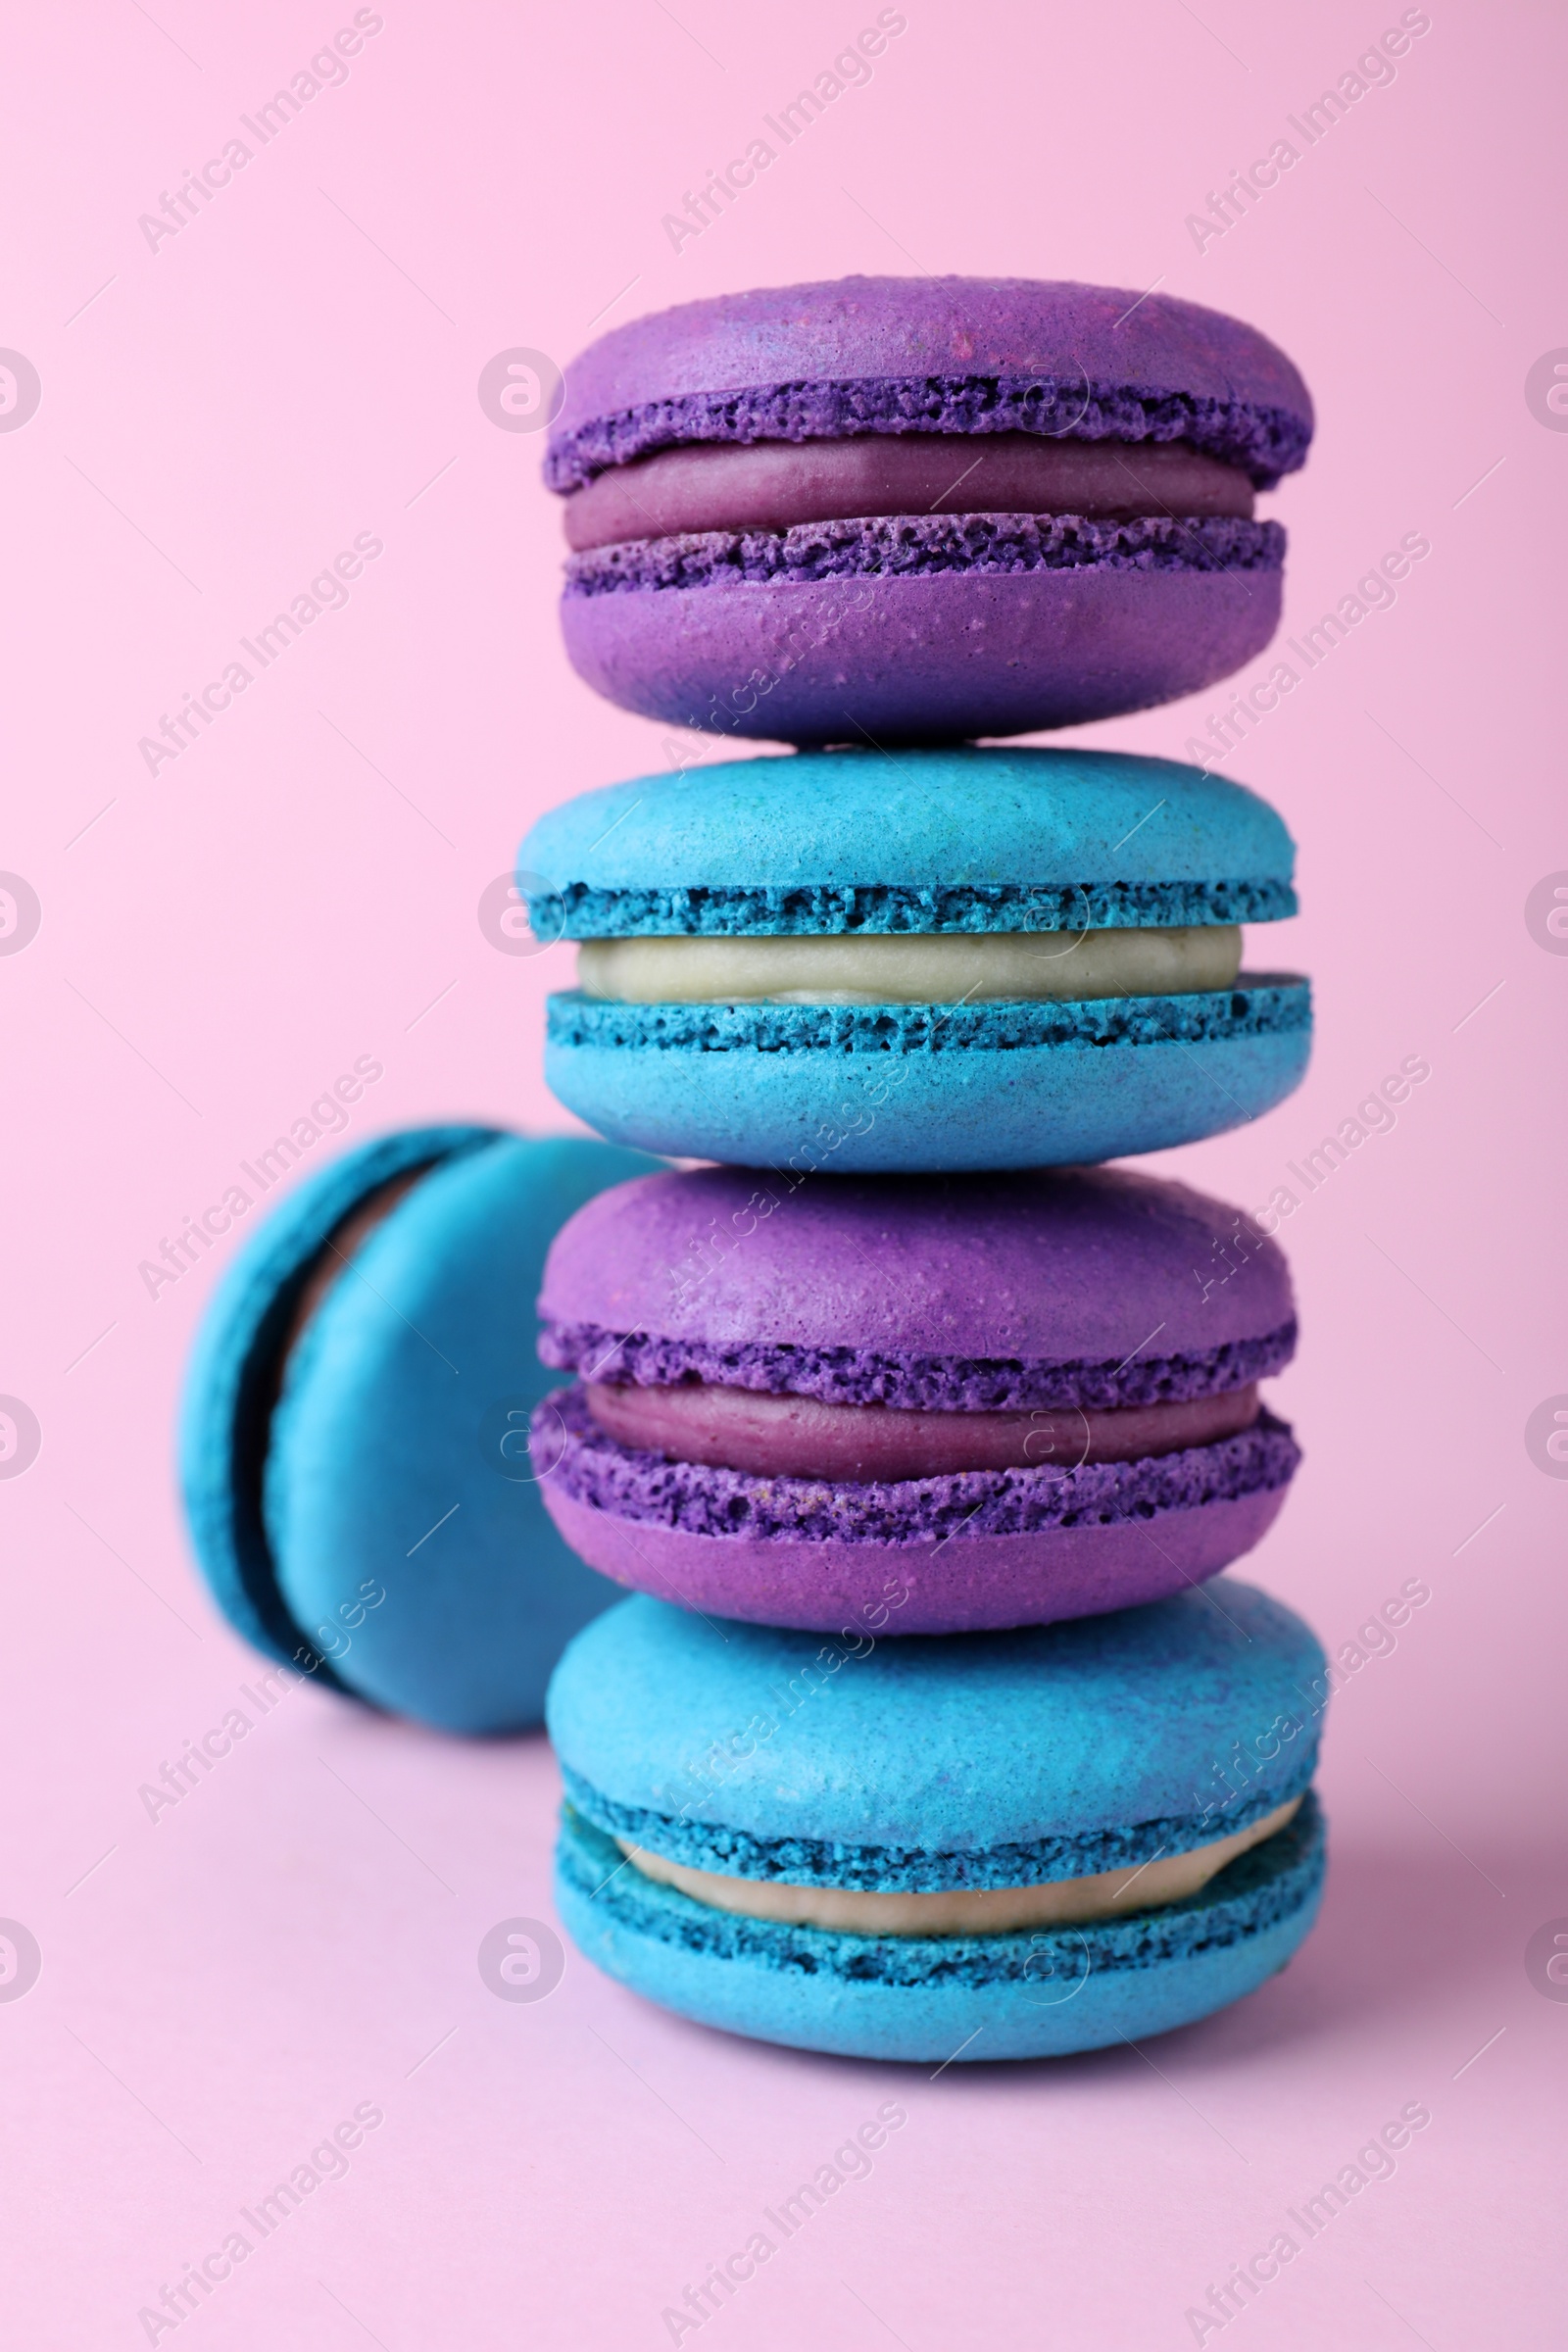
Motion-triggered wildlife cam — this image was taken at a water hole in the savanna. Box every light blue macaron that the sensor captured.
[520,746,1310,1172]
[549,1585,1328,2061]
[179,1126,657,1734]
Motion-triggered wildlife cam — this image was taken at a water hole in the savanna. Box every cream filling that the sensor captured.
[562,434,1257,552]
[281,1169,425,1358]
[619,1796,1299,1937]
[577,927,1242,1007]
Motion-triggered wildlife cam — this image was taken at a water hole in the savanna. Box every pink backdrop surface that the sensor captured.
[2,1,1563,2344]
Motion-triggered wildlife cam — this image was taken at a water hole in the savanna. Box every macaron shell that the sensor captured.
[541,980,1310,1172]
[546,1585,1325,1863]
[177,1123,493,1681]
[559,559,1284,744]
[555,1792,1325,2062]
[547,276,1313,492]
[538,1464,1292,1635]
[521,745,1297,928]
[263,1136,657,1733]
[538,1163,1294,1396]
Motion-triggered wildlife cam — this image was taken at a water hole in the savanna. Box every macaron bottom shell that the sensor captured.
[560,560,1284,744]
[543,981,1310,1171]
[554,1794,1325,2062]
[536,1416,1297,1635]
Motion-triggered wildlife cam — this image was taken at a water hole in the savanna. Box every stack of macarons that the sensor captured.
[174,274,1329,2069]
[527,275,1329,2063]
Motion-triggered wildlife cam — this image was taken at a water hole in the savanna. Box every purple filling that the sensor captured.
[564,513,1284,597]
[537,1317,1297,1412]
[535,1384,1299,1546]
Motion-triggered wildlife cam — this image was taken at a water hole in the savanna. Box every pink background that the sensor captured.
[3,1,1563,2343]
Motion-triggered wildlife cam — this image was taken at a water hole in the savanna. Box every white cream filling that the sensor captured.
[577,927,1242,1006]
[619,1795,1299,1937]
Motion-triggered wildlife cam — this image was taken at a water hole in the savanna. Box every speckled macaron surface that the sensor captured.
[521,745,1310,1172]
[547,276,1312,490]
[546,275,1312,742]
[532,1162,1300,1634]
[548,1586,1328,2060]
[179,1127,658,1734]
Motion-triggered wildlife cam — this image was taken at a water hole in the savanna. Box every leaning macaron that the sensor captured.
[521,745,1309,1172]
[548,1586,1328,2061]
[547,275,1311,744]
[178,1126,657,1734]
[531,1162,1300,1635]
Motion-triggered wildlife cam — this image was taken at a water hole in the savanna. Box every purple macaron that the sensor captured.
[530,1163,1301,1636]
[546,276,1312,745]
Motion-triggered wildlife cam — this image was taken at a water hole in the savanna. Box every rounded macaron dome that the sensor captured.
[178,1125,659,1735]
[546,275,1312,744]
[547,1585,1328,2061]
[530,1160,1301,1636]
[520,744,1310,1173]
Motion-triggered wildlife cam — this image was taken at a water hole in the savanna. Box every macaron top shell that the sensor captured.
[178,1124,492,1680]
[537,1163,1295,1409]
[179,1127,659,1715]
[263,1135,653,1729]
[547,1584,1325,1882]
[546,276,1313,493]
[520,747,1298,938]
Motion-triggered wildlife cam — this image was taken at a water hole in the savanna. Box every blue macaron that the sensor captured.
[520,746,1309,1172]
[549,1585,1328,2062]
[179,1126,658,1734]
